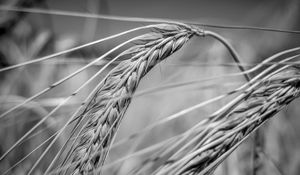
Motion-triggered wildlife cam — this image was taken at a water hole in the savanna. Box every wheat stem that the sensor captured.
[204,30,251,82]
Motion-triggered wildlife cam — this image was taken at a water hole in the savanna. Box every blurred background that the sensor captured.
[0,0,300,174]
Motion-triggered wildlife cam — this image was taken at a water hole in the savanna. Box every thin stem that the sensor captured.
[204,30,251,82]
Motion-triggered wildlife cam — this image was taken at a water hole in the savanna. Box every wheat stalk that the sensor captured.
[61,23,203,174]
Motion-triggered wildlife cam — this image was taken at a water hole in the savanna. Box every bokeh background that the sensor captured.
[1,0,300,174]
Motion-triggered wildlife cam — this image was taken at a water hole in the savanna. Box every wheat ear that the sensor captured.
[149,65,300,175]
[63,24,201,174]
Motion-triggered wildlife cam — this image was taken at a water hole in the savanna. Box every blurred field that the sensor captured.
[0,0,300,174]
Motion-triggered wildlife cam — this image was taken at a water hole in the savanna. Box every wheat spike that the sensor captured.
[64,24,202,175]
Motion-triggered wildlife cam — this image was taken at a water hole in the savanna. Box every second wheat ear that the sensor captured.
[152,66,300,175]
[58,23,249,175]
